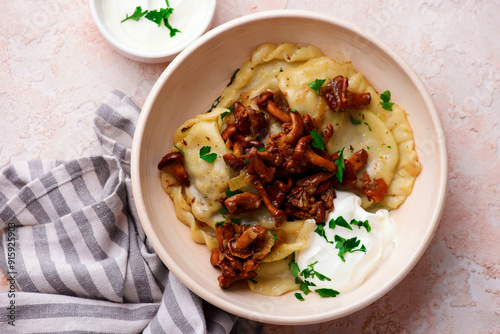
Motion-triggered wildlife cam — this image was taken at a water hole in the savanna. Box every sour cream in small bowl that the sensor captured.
[89,0,216,63]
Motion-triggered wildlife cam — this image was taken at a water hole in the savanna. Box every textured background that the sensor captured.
[1,1,499,333]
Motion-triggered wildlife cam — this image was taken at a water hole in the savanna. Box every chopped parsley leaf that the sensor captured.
[310,130,325,150]
[308,79,326,94]
[220,111,231,120]
[163,16,181,37]
[329,216,353,231]
[230,218,241,225]
[248,278,258,284]
[380,90,395,111]
[290,109,298,113]
[294,292,305,301]
[273,234,278,241]
[350,219,371,233]
[227,69,239,87]
[199,146,217,163]
[215,221,226,227]
[225,189,243,198]
[173,145,184,156]
[300,261,331,282]
[364,122,372,131]
[315,288,340,298]
[257,146,266,152]
[334,235,367,262]
[350,115,362,125]
[334,148,345,183]
[289,259,338,300]
[299,279,316,295]
[145,8,169,25]
[288,260,300,278]
[314,224,327,239]
[121,6,147,23]
[220,106,233,121]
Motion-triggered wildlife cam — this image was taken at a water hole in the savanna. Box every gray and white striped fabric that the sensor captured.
[0,91,261,333]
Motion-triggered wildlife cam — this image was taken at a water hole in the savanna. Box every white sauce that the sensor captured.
[101,0,212,54]
[295,190,397,293]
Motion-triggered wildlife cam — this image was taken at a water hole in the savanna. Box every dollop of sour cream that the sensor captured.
[101,0,212,53]
[295,190,397,293]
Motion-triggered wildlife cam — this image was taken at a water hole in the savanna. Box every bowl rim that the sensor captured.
[88,0,217,62]
[131,9,448,324]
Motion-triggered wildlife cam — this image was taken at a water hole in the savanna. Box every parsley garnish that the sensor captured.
[121,6,147,23]
[220,106,233,121]
[215,221,226,227]
[334,235,367,262]
[350,115,362,125]
[350,219,371,232]
[310,130,325,150]
[163,16,181,37]
[227,69,239,87]
[145,8,171,25]
[219,208,230,220]
[315,288,340,298]
[300,261,331,282]
[122,2,181,37]
[199,146,217,163]
[308,79,326,94]
[257,146,266,152]
[225,189,243,198]
[387,145,391,149]
[290,109,298,113]
[230,218,241,225]
[364,122,372,131]
[249,278,258,284]
[288,260,300,278]
[314,224,327,239]
[294,292,305,301]
[380,90,395,111]
[298,279,316,295]
[288,259,339,300]
[334,148,345,182]
[329,216,353,231]
[173,145,184,156]
[220,111,231,120]
[273,234,278,241]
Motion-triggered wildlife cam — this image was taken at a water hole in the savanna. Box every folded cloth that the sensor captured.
[0,91,262,333]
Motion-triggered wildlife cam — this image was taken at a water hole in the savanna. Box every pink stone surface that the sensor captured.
[1,1,499,333]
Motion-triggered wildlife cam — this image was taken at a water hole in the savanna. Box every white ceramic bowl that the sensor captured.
[131,10,448,325]
[89,0,216,63]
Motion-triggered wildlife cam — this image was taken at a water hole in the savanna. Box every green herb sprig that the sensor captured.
[288,260,339,301]
[379,90,395,111]
[350,115,362,125]
[334,148,345,182]
[199,146,217,163]
[333,235,367,262]
[121,1,181,38]
[121,7,147,22]
[310,130,325,150]
[308,79,326,94]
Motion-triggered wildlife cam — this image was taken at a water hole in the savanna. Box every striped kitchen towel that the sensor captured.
[0,91,262,333]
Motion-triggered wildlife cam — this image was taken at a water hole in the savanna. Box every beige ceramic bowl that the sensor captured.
[131,10,448,325]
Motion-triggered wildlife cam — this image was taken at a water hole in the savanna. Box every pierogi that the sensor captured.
[159,43,421,297]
